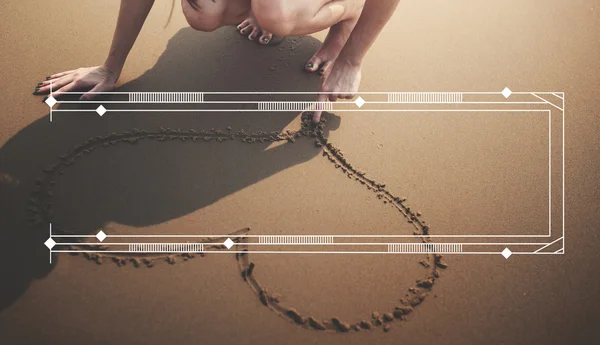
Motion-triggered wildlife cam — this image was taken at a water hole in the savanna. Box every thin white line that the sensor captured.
[552,93,564,100]
[50,91,561,95]
[49,234,553,238]
[531,93,563,111]
[53,242,560,246]
[549,110,552,236]
[562,94,565,254]
[44,100,559,245]
[49,81,53,122]
[52,109,552,113]
[533,237,563,253]
[46,91,558,249]
[57,101,549,105]
[49,250,562,255]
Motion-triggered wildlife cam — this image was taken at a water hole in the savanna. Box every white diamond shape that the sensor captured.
[96,230,107,242]
[45,96,57,108]
[501,247,512,259]
[354,96,366,108]
[96,105,107,116]
[224,238,234,249]
[44,237,56,249]
[501,87,512,99]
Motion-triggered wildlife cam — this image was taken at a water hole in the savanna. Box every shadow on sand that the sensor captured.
[0,27,340,311]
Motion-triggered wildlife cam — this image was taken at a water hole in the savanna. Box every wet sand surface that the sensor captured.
[1,0,600,344]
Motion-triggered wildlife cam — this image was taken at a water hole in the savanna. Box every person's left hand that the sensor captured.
[312,59,362,123]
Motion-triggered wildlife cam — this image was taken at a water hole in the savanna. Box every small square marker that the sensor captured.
[501,247,512,259]
[96,230,107,242]
[44,238,56,250]
[224,238,234,249]
[45,96,57,108]
[501,87,512,99]
[354,96,365,108]
[96,105,107,116]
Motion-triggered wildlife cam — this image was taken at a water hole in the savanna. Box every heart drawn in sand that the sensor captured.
[29,114,448,333]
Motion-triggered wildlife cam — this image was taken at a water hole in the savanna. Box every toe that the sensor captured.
[237,20,250,32]
[259,32,273,45]
[305,56,323,73]
[248,26,260,40]
[239,23,252,35]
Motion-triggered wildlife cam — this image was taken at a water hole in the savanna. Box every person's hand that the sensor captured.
[312,59,362,123]
[35,66,119,100]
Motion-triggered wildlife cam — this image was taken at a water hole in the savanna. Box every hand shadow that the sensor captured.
[0,27,341,311]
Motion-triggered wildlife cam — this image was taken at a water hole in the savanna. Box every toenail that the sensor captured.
[319,69,325,73]
[262,37,269,42]
[306,63,313,68]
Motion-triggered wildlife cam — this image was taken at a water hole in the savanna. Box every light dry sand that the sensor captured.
[1,0,599,344]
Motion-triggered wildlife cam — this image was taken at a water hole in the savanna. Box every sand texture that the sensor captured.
[1,1,600,345]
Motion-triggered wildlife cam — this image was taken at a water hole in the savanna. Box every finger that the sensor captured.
[343,90,358,99]
[53,79,82,98]
[80,83,106,101]
[328,93,340,102]
[35,75,75,95]
[313,93,329,123]
[305,56,323,73]
[318,60,334,76]
[38,79,54,87]
[38,73,73,87]
[46,70,76,81]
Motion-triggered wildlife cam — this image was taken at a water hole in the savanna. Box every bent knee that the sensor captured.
[182,0,224,32]
[252,0,305,36]
[186,17,222,32]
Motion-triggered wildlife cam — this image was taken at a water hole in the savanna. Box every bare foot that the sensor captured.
[237,14,279,45]
[305,17,359,76]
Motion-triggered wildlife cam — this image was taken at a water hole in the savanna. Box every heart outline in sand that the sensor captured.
[29,114,448,333]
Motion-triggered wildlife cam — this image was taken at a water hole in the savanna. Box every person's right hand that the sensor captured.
[312,59,362,123]
[35,66,119,100]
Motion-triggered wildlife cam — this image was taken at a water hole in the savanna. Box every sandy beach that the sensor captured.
[1,0,599,344]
